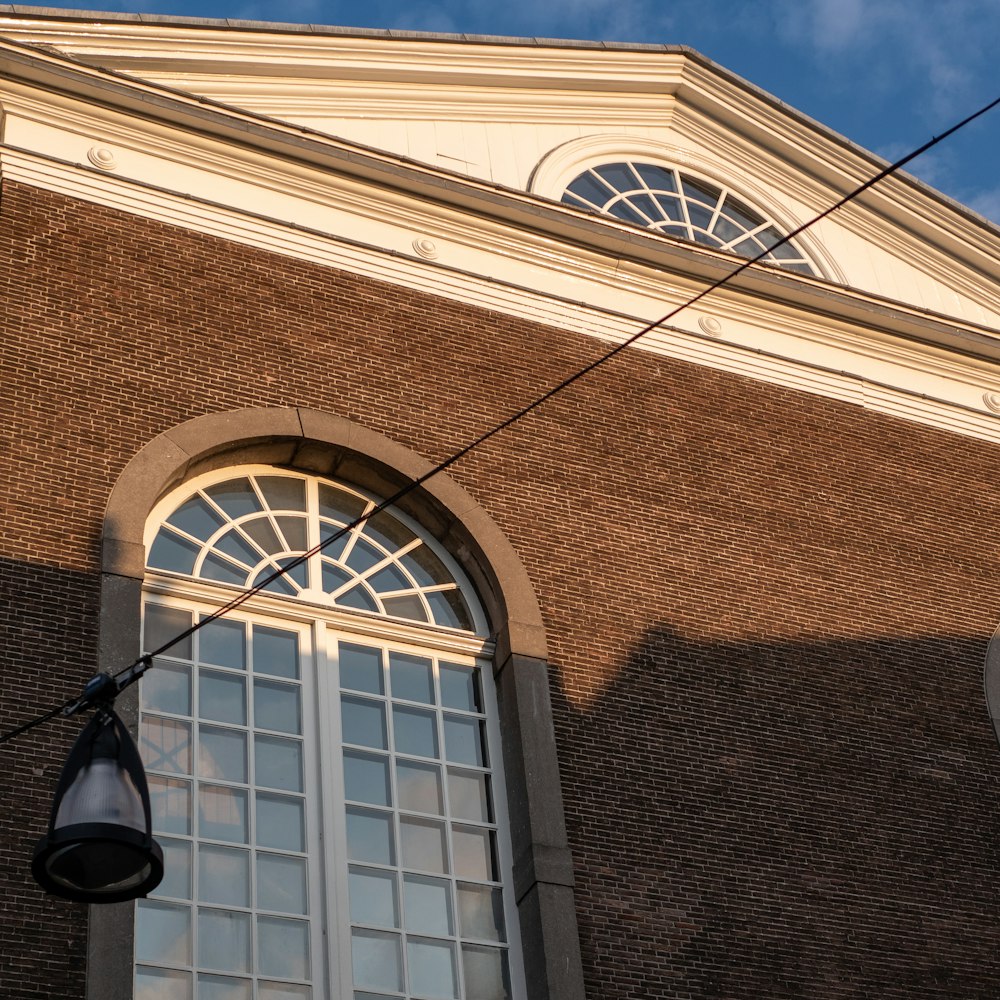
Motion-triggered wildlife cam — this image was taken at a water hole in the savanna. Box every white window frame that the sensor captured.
[136,467,525,1000]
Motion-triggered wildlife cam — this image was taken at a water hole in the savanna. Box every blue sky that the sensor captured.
[31,0,1000,224]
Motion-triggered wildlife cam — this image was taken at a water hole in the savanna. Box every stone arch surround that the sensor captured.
[91,406,584,1000]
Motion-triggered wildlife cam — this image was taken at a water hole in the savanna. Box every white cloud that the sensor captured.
[777,0,999,118]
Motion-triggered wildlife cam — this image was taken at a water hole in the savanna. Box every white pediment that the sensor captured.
[2,11,998,329]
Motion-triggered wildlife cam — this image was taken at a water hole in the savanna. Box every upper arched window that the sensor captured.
[136,468,521,1000]
[146,469,481,633]
[561,162,818,276]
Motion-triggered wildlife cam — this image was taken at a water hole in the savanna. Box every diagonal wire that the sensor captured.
[2,92,998,745]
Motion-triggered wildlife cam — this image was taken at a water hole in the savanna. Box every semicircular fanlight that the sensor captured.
[147,472,477,632]
[562,161,818,275]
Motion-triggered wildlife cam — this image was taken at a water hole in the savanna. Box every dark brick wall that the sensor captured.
[2,179,1000,998]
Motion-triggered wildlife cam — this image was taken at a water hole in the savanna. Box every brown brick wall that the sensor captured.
[2,179,1000,997]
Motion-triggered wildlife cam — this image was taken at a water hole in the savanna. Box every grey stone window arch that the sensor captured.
[90,407,583,1000]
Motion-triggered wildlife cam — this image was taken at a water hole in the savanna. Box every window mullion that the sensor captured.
[315,622,355,999]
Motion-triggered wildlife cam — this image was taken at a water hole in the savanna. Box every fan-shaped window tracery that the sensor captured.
[562,161,817,275]
[146,471,477,633]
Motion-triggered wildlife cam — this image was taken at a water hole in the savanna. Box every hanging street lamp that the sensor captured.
[31,670,163,903]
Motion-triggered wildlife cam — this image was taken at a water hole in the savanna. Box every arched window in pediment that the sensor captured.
[562,161,819,276]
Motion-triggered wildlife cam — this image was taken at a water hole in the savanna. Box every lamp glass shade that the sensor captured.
[33,707,164,903]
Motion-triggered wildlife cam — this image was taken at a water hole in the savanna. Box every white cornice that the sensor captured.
[5,141,1000,449]
[2,32,1000,447]
[4,11,999,304]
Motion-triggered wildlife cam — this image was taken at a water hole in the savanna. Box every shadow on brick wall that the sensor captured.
[0,556,98,997]
[548,622,1000,999]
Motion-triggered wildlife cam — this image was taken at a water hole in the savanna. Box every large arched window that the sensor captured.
[561,161,818,275]
[134,467,523,1000]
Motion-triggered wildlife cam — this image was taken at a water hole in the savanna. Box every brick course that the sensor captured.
[2,179,1000,997]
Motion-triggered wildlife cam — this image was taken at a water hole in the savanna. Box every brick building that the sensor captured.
[2,8,1000,1000]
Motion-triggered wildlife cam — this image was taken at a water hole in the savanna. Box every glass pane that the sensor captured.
[400,817,447,874]
[337,585,380,613]
[201,552,250,586]
[594,161,641,191]
[452,827,495,882]
[344,750,391,806]
[253,626,300,679]
[242,515,283,555]
[256,735,304,792]
[340,644,384,694]
[197,974,252,1000]
[256,793,305,852]
[426,590,472,631]
[144,604,193,660]
[393,706,438,758]
[200,671,247,726]
[403,874,453,936]
[253,565,298,597]
[407,937,458,999]
[461,945,510,1000]
[346,808,395,865]
[368,563,410,594]
[148,530,200,576]
[258,916,310,979]
[653,194,685,223]
[382,594,428,622]
[342,696,387,750]
[399,544,452,589]
[635,163,678,192]
[318,483,368,523]
[257,476,307,512]
[351,929,403,993]
[713,213,745,244]
[271,515,305,553]
[345,537,385,574]
[457,883,505,942]
[258,854,308,915]
[215,529,263,568]
[199,619,246,669]
[260,984,312,1000]
[564,172,609,207]
[154,837,192,900]
[136,966,191,1000]
[257,556,308,594]
[606,198,648,226]
[439,664,480,712]
[349,865,399,928]
[199,785,248,843]
[723,194,764,230]
[630,192,666,222]
[142,661,191,716]
[254,679,301,734]
[198,726,248,783]
[397,760,443,814]
[199,845,250,907]
[136,899,191,964]
[321,560,352,592]
[448,770,491,823]
[199,908,251,973]
[205,479,263,519]
[444,716,484,766]
[363,509,416,550]
[149,775,192,835]
[141,717,191,774]
[389,653,434,704]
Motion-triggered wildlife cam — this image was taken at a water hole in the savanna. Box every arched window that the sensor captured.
[134,467,523,1000]
[561,161,818,275]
